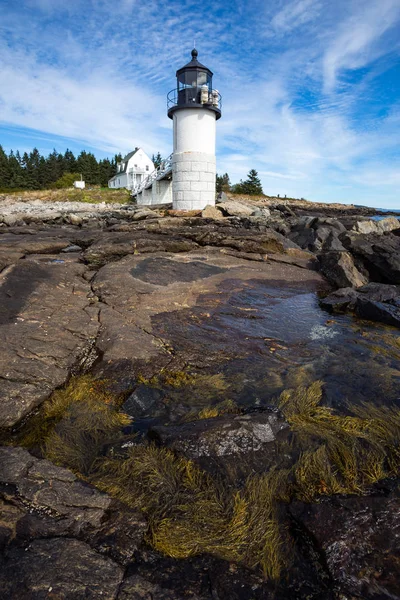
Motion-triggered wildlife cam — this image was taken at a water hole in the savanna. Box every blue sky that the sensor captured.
[0,0,400,208]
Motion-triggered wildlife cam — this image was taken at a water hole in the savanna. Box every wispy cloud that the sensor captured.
[270,0,322,34]
[322,0,400,93]
[0,0,400,207]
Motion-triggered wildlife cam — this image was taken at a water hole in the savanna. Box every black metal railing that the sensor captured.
[167,88,222,112]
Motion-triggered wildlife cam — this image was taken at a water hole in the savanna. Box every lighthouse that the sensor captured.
[167,49,221,211]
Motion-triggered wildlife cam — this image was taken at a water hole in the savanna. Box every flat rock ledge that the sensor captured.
[0,446,150,599]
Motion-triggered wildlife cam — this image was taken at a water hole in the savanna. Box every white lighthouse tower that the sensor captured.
[167,49,221,211]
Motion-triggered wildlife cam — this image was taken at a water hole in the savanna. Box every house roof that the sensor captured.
[109,148,154,181]
[122,149,138,163]
[118,148,139,173]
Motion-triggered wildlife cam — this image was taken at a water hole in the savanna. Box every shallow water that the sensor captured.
[151,279,400,417]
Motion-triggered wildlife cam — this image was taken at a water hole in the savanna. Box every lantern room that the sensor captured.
[167,49,221,119]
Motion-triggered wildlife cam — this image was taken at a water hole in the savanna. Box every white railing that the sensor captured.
[132,153,173,196]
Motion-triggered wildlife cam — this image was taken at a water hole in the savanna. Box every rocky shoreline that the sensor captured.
[0,193,399,599]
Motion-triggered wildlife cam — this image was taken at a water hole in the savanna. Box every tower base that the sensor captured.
[172,151,216,211]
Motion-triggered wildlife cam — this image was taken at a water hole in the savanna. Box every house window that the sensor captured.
[146,165,149,171]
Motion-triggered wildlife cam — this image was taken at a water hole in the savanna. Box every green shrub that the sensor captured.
[53,172,82,188]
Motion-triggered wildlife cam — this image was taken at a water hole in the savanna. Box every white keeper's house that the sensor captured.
[108,147,154,191]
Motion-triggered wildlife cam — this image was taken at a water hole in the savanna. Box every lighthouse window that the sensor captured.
[197,71,207,86]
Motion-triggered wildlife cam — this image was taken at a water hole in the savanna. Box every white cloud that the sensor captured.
[0,0,400,207]
[323,0,400,92]
[270,0,322,33]
[0,45,171,156]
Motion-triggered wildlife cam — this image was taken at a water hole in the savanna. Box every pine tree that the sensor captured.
[23,148,41,189]
[0,145,10,188]
[232,169,263,195]
[37,156,48,188]
[216,172,231,193]
[8,151,25,188]
[243,169,263,195]
[64,149,77,173]
[76,151,100,184]
[152,152,162,168]
[98,158,114,187]
[46,149,63,186]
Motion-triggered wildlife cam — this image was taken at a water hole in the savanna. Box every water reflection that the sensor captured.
[152,280,400,416]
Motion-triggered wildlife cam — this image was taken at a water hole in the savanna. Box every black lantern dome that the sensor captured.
[167,49,221,120]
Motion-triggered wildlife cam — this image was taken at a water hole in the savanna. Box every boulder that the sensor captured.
[288,226,316,250]
[201,204,225,220]
[352,216,400,235]
[1,214,25,227]
[289,217,346,253]
[216,201,254,217]
[122,384,166,419]
[318,251,368,288]
[251,207,271,219]
[314,217,346,233]
[320,282,400,328]
[321,230,346,252]
[133,209,161,221]
[290,491,400,599]
[67,213,83,226]
[319,287,359,313]
[340,231,400,284]
[149,409,288,458]
[216,191,228,204]
[356,297,400,328]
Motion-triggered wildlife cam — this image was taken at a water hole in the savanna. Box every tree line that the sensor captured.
[0,143,265,196]
[216,169,264,195]
[0,146,124,190]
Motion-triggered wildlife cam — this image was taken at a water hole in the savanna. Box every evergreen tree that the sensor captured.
[64,149,77,173]
[8,151,25,188]
[0,146,138,190]
[152,152,162,168]
[0,145,10,188]
[56,151,66,179]
[232,169,263,195]
[98,158,114,187]
[37,156,48,188]
[23,148,41,189]
[216,172,231,194]
[76,151,99,184]
[46,149,63,186]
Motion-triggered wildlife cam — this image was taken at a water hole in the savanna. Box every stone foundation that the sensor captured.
[172,151,216,211]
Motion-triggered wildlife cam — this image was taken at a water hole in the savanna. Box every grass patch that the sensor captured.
[0,188,132,204]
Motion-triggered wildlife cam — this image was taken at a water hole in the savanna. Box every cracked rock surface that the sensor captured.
[0,254,100,427]
[0,446,147,598]
[1,199,399,598]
